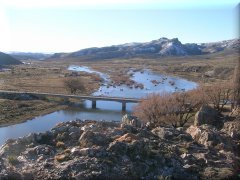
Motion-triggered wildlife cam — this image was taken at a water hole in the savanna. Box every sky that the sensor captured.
[0,0,239,53]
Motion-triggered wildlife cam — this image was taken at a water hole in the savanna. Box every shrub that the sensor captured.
[63,78,85,94]
[202,84,233,113]
[133,88,205,128]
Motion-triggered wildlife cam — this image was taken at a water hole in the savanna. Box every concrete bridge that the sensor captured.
[0,90,142,111]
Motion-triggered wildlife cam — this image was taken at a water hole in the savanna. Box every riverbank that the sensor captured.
[0,98,68,127]
[0,116,239,179]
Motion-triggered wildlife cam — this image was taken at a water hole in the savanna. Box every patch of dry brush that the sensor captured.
[134,88,205,128]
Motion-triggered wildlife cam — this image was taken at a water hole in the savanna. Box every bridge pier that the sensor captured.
[92,100,96,109]
[122,101,126,112]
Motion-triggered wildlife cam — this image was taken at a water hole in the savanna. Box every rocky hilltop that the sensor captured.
[0,114,239,179]
[49,38,239,60]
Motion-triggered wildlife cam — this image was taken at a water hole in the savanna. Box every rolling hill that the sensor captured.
[0,52,22,65]
[9,52,52,61]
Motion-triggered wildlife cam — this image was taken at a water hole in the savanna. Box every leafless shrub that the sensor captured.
[202,84,233,113]
[133,88,205,128]
[63,78,85,94]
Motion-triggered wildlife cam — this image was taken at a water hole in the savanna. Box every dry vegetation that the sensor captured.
[0,61,99,94]
[134,82,238,128]
[134,89,205,127]
[63,78,85,94]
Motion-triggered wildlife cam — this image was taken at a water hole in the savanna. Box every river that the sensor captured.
[0,65,197,146]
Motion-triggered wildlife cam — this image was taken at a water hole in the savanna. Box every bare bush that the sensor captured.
[202,84,233,113]
[63,78,85,94]
[133,88,205,128]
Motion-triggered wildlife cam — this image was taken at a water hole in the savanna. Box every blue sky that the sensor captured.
[0,0,239,52]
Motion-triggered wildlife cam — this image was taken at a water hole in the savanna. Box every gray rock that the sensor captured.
[151,126,180,139]
[79,131,110,147]
[186,125,234,151]
[121,114,142,128]
[107,141,128,155]
[221,120,240,140]
[194,105,219,126]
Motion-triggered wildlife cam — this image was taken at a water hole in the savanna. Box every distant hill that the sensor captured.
[0,52,22,65]
[9,52,52,61]
[48,38,239,60]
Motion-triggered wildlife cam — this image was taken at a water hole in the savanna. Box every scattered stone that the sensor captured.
[0,119,239,179]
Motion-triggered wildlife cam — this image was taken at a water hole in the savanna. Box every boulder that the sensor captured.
[107,141,128,155]
[79,131,110,147]
[121,114,142,128]
[151,126,180,139]
[221,120,240,140]
[186,125,234,151]
[194,105,219,126]
[115,133,139,143]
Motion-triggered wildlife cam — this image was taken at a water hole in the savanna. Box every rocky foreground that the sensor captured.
[0,116,239,179]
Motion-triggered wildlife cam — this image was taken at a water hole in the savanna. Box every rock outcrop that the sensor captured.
[194,105,220,127]
[121,114,142,128]
[0,119,239,179]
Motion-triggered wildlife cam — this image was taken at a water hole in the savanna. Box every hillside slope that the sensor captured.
[9,52,52,61]
[0,52,22,65]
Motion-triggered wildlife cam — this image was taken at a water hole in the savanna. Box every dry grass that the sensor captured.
[57,51,239,85]
[0,62,99,94]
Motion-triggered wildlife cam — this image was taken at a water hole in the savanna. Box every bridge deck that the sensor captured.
[0,90,141,103]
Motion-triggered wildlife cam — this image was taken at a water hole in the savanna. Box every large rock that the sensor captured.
[221,120,240,140]
[151,126,180,139]
[78,131,110,147]
[194,105,219,126]
[186,125,234,151]
[121,114,142,128]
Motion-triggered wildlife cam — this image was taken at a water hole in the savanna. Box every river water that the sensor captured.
[0,65,197,146]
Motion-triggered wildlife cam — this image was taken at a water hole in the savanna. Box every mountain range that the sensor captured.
[48,37,239,60]
[4,37,239,61]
